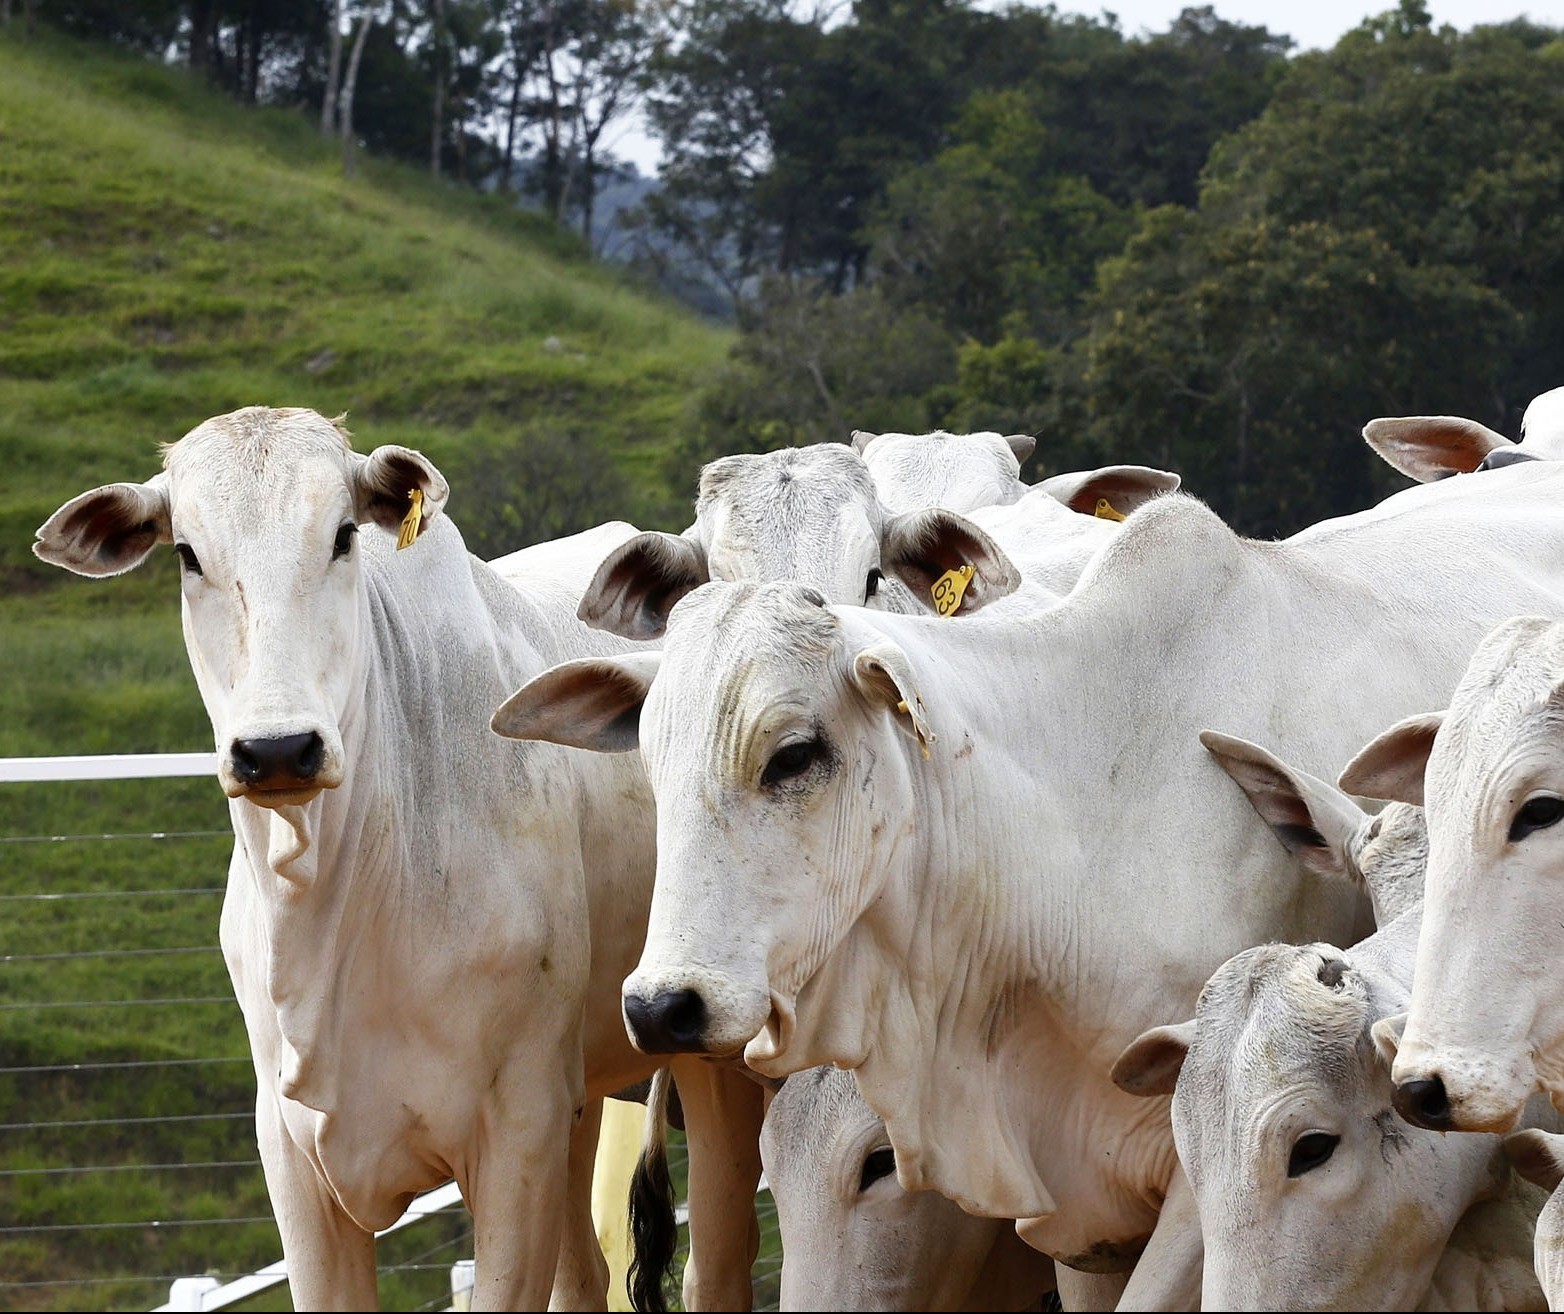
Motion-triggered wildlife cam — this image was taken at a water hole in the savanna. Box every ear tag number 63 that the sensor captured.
[931,564,974,618]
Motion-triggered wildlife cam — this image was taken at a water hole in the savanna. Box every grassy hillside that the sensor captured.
[0,26,732,1311]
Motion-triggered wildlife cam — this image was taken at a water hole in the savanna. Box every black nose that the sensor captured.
[623,989,709,1054]
[231,733,325,787]
[1393,1076,1453,1130]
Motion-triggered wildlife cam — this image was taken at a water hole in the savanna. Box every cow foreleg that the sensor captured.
[549,1099,610,1311]
[672,1058,766,1312]
[1113,1161,1203,1312]
[464,1081,576,1311]
[256,1087,379,1310]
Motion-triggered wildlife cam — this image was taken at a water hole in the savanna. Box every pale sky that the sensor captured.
[606,0,1564,174]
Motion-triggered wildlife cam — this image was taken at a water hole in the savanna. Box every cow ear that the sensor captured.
[881,509,1021,614]
[850,642,936,755]
[491,653,662,753]
[1112,1021,1196,1097]
[1370,1013,1406,1068]
[1338,713,1444,807]
[34,473,172,577]
[851,429,881,454]
[578,532,710,640]
[352,445,450,537]
[1003,433,1036,462]
[1200,731,1366,883]
[1505,1129,1564,1194]
[1036,465,1181,518]
[1362,416,1511,483]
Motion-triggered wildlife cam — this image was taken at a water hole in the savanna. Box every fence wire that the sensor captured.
[0,769,784,1312]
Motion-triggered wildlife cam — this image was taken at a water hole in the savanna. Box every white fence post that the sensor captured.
[165,1276,220,1311]
[450,1259,476,1311]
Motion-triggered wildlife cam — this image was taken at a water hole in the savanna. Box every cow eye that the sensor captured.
[1287,1131,1339,1178]
[864,567,885,602]
[175,543,203,577]
[761,736,825,787]
[1510,795,1564,842]
[859,1146,896,1192]
[332,522,357,561]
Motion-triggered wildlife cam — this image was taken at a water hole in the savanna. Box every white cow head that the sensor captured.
[577,444,1021,638]
[34,406,448,805]
[494,581,927,1060]
[1113,926,1504,1312]
[1341,615,1564,1137]
[1363,386,1564,482]
[853,428,1035,513]
[761,1065,1051,1312]
[1109,734,1480,1308]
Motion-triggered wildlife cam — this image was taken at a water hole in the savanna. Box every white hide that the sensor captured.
[1506,1128,1564,1309]
[495,460,1564,1286]
[1118,914,1543,1311]
[854,428,1035,513]
[577,441,1177,639]
[31,409,764,1312]
[1345,616,1564,1139]
[1108,732,1548,1311]
[1364,386,1564,483]
[762,1066,1056,1311]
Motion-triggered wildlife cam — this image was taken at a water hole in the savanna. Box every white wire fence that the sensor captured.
[0,754,780,1312]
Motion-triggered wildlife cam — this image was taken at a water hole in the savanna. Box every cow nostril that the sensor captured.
[231,741,263,783]
[1394,1076,1452,1130]
[663,989,706,1045]
[295,732,324,779]
[623,988,709,1054]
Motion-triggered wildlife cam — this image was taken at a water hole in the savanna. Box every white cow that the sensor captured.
[1341,616,1564,1144]
[762,1065,1057,1311]
[1364,387,1564,483]
[491,462,1564,1306]
[1115,733,1545,1311]
[852,427,1036,512]
[579,441,1176,638]
[1504,1129,1564,1308]
[32,407,765,1312]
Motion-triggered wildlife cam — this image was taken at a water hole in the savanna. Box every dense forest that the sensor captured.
[15,0,1564,536]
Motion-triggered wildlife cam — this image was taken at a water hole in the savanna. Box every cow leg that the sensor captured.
[465,1074,578,1311]
[256,1086,379,1310]
[549,1100,610,1311]
[1054,1268,1130,1311]
[1113,1162,1203,1312]
[673,1058,766,1311]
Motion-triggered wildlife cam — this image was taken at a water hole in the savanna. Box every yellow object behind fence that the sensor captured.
[593,1097,644,1311]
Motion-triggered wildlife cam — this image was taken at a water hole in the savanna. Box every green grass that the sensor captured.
[0,23,732,1312]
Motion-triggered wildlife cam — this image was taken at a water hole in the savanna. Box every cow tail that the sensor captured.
[628,1067,678,1314]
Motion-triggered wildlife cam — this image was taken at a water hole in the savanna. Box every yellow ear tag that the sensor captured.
[1094,497,1126,522]
[396,488,425,551]
[931,564,975,618]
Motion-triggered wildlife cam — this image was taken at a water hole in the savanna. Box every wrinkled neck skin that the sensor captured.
[728,583,1366,1265]
[213,523,574,1201]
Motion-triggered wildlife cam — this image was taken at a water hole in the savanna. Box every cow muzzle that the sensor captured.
[224,731,334,803]
[622,967,771,1057]
[1390,1049,1532,1134]
[623,989,710,1054]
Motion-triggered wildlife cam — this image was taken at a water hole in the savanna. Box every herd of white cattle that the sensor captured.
[28,389,1564,1312]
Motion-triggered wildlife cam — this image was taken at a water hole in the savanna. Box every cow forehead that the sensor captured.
[647,582,846,758]
[863,430,1018,507]
[1430,619,1564,803]
[1184,944,1372,1121]
[698,445,881,527]
[162,406,354,510]
[765,1066,877,1166]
